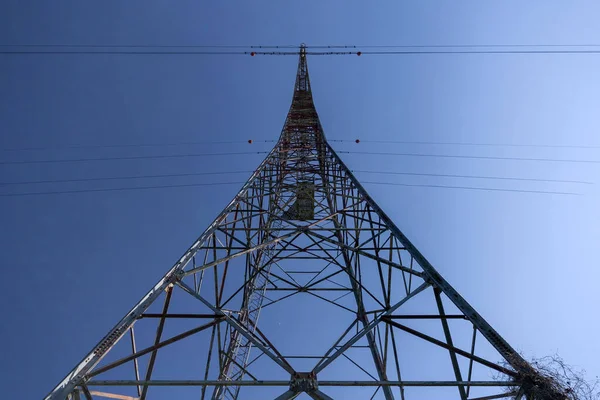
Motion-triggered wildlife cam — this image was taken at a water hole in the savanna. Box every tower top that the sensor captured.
[279,44,321,143]
[295,44,311,92]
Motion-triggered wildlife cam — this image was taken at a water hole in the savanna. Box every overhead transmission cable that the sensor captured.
[0,44,298,49]
[341,151,600,164]
[5,49,600,55]
[0,170,255,186]
[362,181,577,196]
[0,169,588,186]
[0,180,578,197]
[1,140,275,152]
[0,151,268,165]
[329,139,600,149]
[2,150,599,165]
[4,138,598,152]
[5,42,600,56]
[306,44,600,49]
[352,170,591,185]
[5,43,600,49]
[0,181,248,197]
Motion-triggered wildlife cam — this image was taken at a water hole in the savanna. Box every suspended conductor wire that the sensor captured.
[359,49,600,55]
[1,169,587,186]
[341,151,600,164]
[330,139,600,149]
[351,170,591,185]
[3,138,595,152]
[1,140,275,152]
[307,44,600,49]
[222,49,600,56]
[0,151,269,165]
[5,49,600,55]
[4,43,600,54]
[0,50,252,55]
[361,181,577,196]
[0,170,255,186]
[4,43,600,49]
[0,180,578,197]
[0,181,248,197]
[0,44,297,49]
[3,150,598,165]
[0,50,345,55]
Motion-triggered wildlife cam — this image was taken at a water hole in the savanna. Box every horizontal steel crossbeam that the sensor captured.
[87,380,516,387]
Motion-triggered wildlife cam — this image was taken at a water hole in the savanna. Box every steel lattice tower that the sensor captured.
[46,46,561,400]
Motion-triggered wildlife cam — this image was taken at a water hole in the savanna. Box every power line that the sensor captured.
[5,49,600,56]
[0,50,251,55]
[0,181,247,197]
[3,149,598,166]
[330,139,600,149]
[3,150,598,166]
[352,170,591,185]
[1,169,586,186]
[341,151,600,164]
[250,49,600,56]
[0,151,268,165]
[0,44,298,49]
[309,44,600,49]
[328,49,600,56]
[0,50,342,56]
[3,138,596,152]
[0,170,254,186]
[2,140,275,152]
[4,43,600,50]
[4,41,600,56]
[0,180,576,197]
[362,181,577,196]
[360,50,600,56]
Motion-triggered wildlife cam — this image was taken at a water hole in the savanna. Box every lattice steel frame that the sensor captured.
[45,45,559,400]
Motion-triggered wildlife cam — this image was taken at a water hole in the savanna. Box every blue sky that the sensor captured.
[1,2,599,399]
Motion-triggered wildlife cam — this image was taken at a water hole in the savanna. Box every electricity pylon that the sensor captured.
[46,45,560,400]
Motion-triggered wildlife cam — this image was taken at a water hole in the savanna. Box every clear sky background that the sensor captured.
[1,2,599,399]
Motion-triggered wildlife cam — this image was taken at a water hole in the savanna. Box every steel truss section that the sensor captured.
[46,45,562,400]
